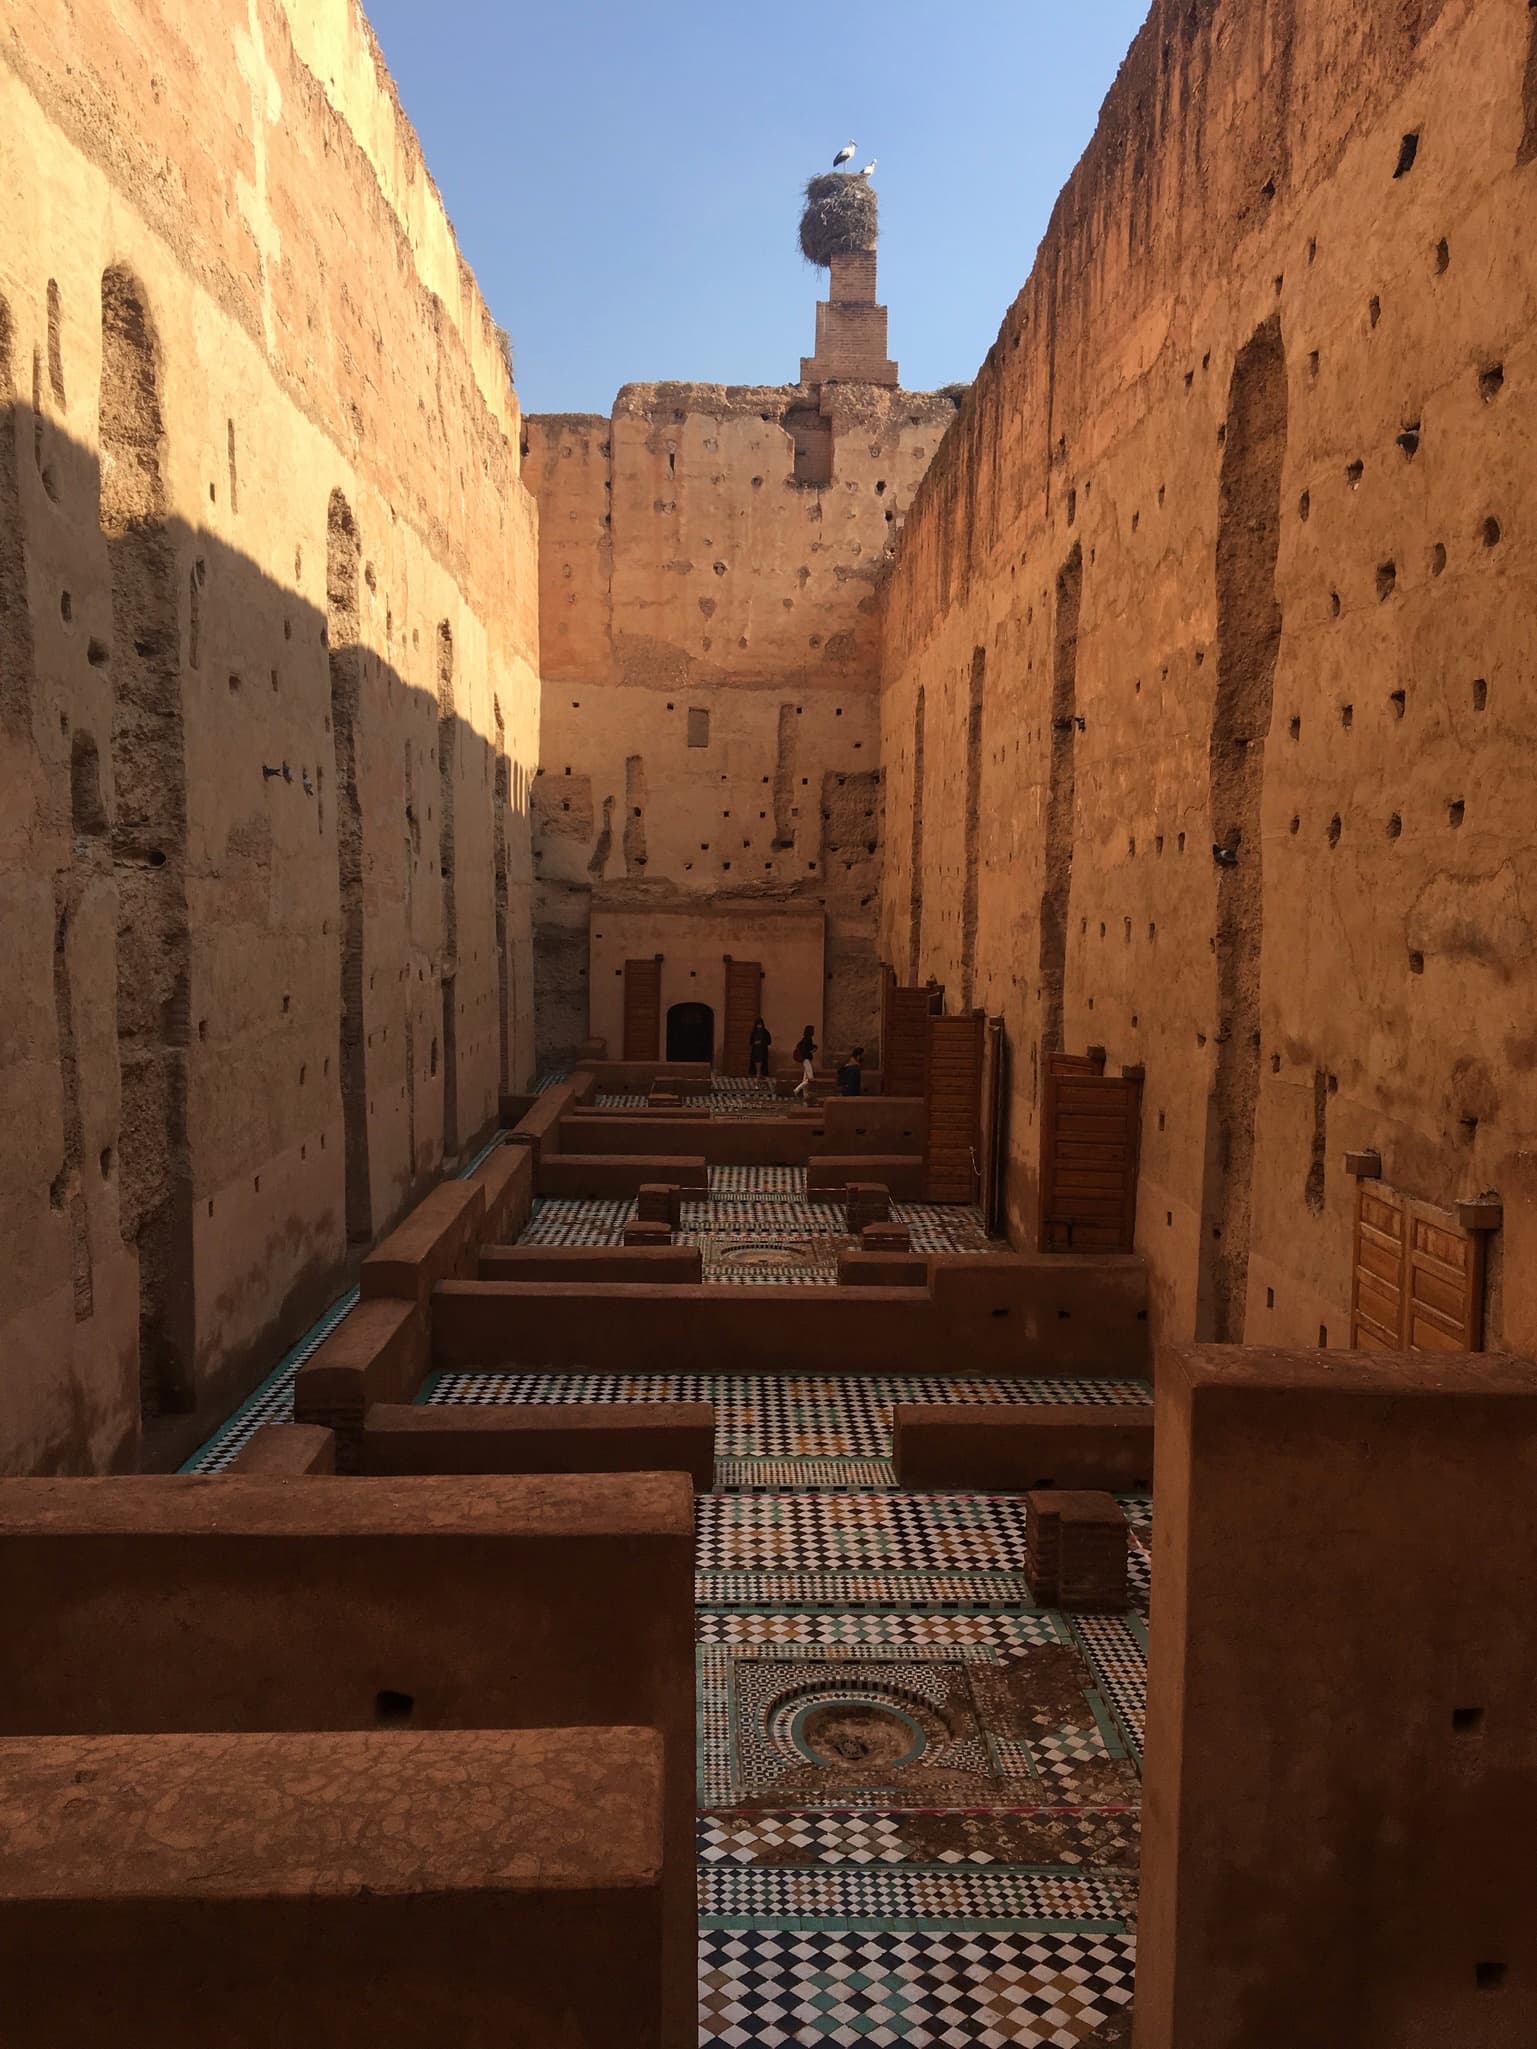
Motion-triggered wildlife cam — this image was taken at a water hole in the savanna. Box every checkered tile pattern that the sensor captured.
[1070,1618,1148,1760]
[700,1863,1135,1926]
[697,1611,1066,1650]
[719,1458,896,1490]
[698,1927,1137,2044]
[697,1493,1033,1573]
[696,1570,1039,1611]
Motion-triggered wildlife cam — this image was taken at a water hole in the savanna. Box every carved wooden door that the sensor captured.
[722,956,763,1076]
[1037,1055,1142,1253]
[621,956,662,1061]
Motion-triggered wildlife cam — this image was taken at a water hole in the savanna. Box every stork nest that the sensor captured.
[799,172,878,267]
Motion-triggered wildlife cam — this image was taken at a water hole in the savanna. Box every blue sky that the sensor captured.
[366,0,1149,416]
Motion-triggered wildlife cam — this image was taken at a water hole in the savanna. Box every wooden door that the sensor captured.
[1351,1181,1484,1351]
[923,1012,985,1204]
[1349,1182,1406,1349]
[1037,1057,1141,1252]
[722,956,763,1076]
[980,1016,1008,1237]
[621,956,662,1061]
[883,971,936,1098]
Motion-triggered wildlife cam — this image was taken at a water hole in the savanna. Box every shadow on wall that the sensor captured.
[0,282,534,1479]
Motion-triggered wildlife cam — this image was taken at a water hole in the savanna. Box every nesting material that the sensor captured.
[799,172,878,267]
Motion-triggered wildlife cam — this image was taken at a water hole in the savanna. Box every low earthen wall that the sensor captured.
[536,1156,709,1199]
[430,1254,1148,1379]
[362,1403,715,1488]
[0,1726,664,2049]
[0,1471,696,2047]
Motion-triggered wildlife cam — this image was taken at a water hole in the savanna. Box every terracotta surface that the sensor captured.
[1139,1343,1537,2048]
[362,1402,716,1486]
[0,0,538,1475]
[879,0,1537,1362]
[359,1181,486,1309]
[0,1727,663,2048]
[893,1404,1155,1491]
[430,1253,1149,1378]
[836,1249,930,1288]
[807,1154,926,1199]
[558,1115,825,1166]
[537,1154,709,1199]
[224,1423,337,1476]
[0,1469,695,2045]
[479,1243,704,1284]
[293,1296,427,1467]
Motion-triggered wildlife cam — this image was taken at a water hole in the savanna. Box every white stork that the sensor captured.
[832,140,856,168]
[857,159,876,178]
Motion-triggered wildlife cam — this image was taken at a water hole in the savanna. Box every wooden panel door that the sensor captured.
[1405,1200,1485,1351]
[722,956,763,1076]
[980,1016,1008,1237]
[923,1013,985,1204]
[883,974,936,1098]
[621,956,662,1061]
[1037,1060,1142,1253]
[1350,1182,1406,1350]
[1349,1184,1484,1351]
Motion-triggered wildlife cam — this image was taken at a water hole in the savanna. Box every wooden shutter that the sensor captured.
[923,1013,985,1203]
[1352,1181,1484,1351]
[1037,1058,1142,1253]
[883,975,935,1099]
[621,957,662,1061]
[722,956,763,1076]
[980,1017,1009,1236]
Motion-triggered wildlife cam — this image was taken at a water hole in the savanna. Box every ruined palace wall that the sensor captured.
[526,384,954,1066]
[0,0,539,1475]
[881,0,1537,1356]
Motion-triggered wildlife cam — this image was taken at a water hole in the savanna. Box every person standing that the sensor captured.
[792,1025,817,1099]
[748,1016,772,1078]
[837,1046,865,1096]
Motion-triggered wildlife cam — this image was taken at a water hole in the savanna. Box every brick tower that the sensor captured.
[801,248,898,386]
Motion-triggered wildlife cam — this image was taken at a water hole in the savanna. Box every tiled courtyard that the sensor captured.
[189,1092,1151,2044]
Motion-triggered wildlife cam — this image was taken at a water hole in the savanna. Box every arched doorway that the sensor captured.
[666,1001,714,1063]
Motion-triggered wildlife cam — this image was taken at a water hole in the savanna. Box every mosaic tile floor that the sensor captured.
[189,1154,1150,2041]
[438,1164,1150,2044]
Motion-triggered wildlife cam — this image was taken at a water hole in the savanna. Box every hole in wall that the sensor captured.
[1480,363,1505,402]
[1448,799,1465,828]
[1472,677,1488,711]
[1394,132,1420,177]
[1435,238,1450,274]
[1387,813,1402,839]
[1376,563,1397,601]
[1409,949,1425,974]
[1475,1964,1506,1993]
[1369,295,1382,328]
[1482,515,1503,547]
[1452,1707,1484,1734]
[374,1690,414,1725]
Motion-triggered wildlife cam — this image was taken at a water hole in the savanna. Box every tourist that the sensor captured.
[792,1025,817,1098]
[748,1017,772,1077]
[837,1046,865,1096]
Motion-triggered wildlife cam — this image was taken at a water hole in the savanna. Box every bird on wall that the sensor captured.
[832,140,856,168]
[858,159,876,177]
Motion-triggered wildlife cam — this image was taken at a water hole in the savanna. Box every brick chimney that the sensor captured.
[801,249,898,387]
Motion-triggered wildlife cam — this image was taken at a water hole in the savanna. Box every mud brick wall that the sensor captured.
[525,379,959,1068]
[879,0,1537,1357]
[0,0,540,1473]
